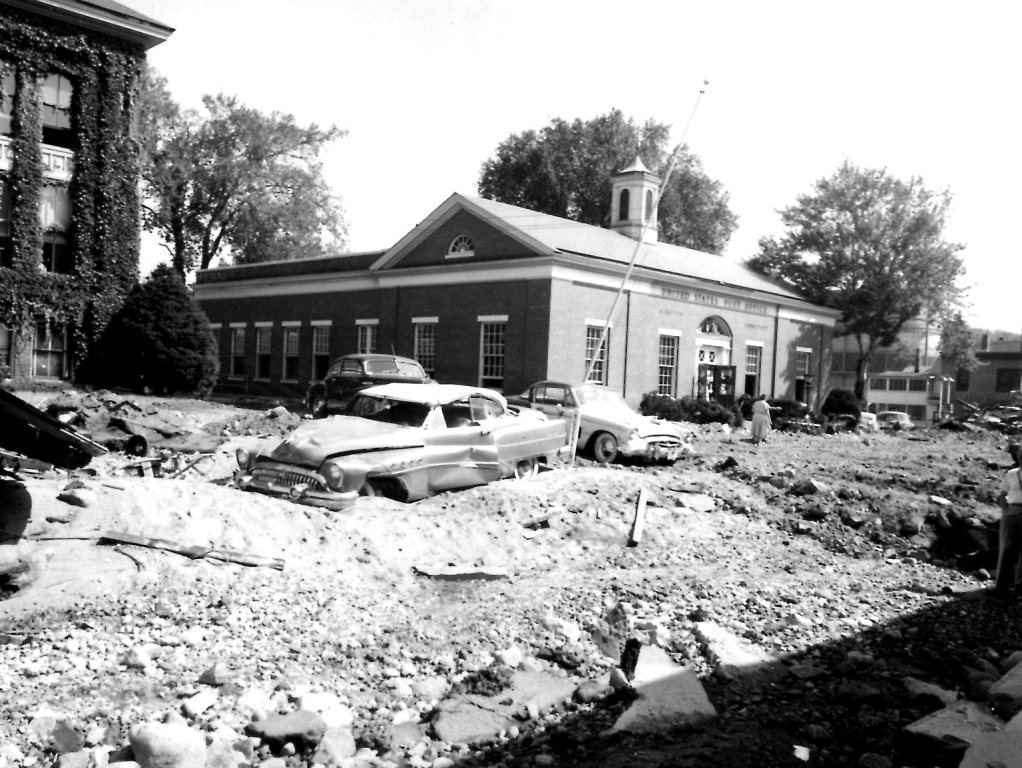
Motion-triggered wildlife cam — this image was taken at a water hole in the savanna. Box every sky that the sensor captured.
[128,0,1022,332]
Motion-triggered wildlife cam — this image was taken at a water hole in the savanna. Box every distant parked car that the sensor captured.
[876,410,914,430]
[506,381,690,463]
[858,412,878,432]
[236,383,568,510]
[305,353,430,417]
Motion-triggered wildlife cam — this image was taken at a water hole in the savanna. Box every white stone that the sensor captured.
[612,646,717,733]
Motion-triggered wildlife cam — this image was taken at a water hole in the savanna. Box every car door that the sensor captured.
[422,399,501,491]
[325,359,364,414]
[530,384,572,420]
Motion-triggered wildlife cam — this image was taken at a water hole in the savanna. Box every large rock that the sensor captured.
[128,721,206,768]
[612,646,717,733]
[960,731,1022,768]
[245,710,326,750]
[693,621,776,679]
[902,701,1003,763]
[432,670,575,745]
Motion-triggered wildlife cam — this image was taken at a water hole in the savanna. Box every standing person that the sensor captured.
[750,394,772,445]
[993,443,1022,599]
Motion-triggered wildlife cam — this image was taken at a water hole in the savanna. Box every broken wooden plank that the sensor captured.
[628,488,648,547]
[98,530,284,570]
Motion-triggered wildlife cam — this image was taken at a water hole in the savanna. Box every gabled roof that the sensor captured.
[376,193,811,302]
[1,0,174,48]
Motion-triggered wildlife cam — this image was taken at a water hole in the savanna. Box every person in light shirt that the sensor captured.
[993,443,1022,599]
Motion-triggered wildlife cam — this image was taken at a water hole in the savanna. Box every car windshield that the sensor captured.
[574,386,626,407]
[348,395,431,427]
[364,359,424,377]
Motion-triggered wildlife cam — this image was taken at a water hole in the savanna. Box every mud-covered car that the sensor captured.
[305,354,429,417]
[506,381,690,463]
[236,383,568,510]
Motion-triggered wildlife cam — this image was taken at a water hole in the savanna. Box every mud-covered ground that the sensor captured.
[0,394,1019,768]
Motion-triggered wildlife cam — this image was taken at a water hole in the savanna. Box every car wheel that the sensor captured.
[309,396,327,418]
[591,432,618,464]
[514,457,540,480]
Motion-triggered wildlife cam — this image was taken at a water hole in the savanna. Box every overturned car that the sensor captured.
[235,383,568,511]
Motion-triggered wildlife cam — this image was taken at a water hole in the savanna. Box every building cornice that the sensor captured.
[0,0,173,48]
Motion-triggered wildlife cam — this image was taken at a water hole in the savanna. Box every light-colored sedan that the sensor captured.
[876,410,915,430]
[507,381,691,463]
[235,383,568,510]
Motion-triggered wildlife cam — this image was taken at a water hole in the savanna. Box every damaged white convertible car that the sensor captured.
[235,383,568,510]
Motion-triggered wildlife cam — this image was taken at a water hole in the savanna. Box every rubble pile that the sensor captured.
[3,394,1022,766]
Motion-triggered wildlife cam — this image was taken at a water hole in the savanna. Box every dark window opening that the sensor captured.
[618,189,629,221]
[42,234,72,273]
[956,368,970,392]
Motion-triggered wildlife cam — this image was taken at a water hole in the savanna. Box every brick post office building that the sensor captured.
[194,159,840,409]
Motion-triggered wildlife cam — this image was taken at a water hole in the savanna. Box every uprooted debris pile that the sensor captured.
[40,391,303,458]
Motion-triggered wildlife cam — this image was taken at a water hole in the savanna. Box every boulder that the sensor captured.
[612,645,717,733]
[128,721,206,768]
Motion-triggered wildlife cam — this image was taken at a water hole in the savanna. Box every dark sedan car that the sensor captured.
[305,354,429,417]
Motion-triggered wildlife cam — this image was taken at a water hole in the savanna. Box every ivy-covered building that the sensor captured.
[0,0,171,382]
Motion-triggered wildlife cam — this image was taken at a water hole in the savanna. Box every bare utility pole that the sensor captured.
[582,80,709,385]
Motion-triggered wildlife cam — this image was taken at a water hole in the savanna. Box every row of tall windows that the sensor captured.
[0,324,69,378]
[2,68,75,272]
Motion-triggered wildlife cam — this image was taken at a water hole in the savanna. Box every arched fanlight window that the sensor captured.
[698,315,732,337]
[447,234,474,258]
[618,189,629,221]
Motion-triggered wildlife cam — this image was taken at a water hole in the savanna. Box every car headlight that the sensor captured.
[235,447,251,470]
[322,461,344,490]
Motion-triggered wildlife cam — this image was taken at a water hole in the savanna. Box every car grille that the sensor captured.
[251,466,325,491]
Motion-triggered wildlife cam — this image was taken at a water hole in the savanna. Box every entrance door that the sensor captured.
[697,364,737,407]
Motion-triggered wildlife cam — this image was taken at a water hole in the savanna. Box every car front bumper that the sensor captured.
[235,463,358,511]
[619,437,684,462]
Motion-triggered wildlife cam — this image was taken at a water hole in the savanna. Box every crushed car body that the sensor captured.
[506,381,691,463]
[235,383,568,510]
[0,387,107,470]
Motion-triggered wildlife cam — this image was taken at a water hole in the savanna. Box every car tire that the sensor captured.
[514,457,540,480]
[309,396,327,419]
[591,432,618,464]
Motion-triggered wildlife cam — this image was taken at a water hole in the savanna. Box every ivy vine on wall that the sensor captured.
[0,4,145,379]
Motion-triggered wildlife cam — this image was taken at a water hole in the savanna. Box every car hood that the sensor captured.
[578,403,688,438]
[266,417,423,464]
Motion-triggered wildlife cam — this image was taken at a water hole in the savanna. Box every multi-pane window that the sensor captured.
[255,326,272,379]
[414,321,437,378]
[33,322,66,378]
[888,378,907,391]
[230,327,245,377]
[40,73,73,148]
[283,326,300,381]
[908,379,928,392]
[996,368,1022,393]
[870,378,887,391]
[0,325,12,377]
[39,185,72,273]
[356,321,377,355]
[0,178,10,267]
[479,320,506,390]
[584,325,609,385]
[657,335,678,396]
[0,65,14,136]
[744,344,762,396]
[907,405,927,421]
[795,350,811,379]
[312,325,331,380]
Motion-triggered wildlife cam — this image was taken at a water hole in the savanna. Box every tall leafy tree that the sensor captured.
[138,69,348,277]
[749,162,965,399]
[938,311,979,373]
[478,109,738,253]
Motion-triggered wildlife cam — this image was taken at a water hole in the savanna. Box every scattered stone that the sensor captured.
[129,720,207,768]
[693,621,776,680]
[245,710,327,750]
